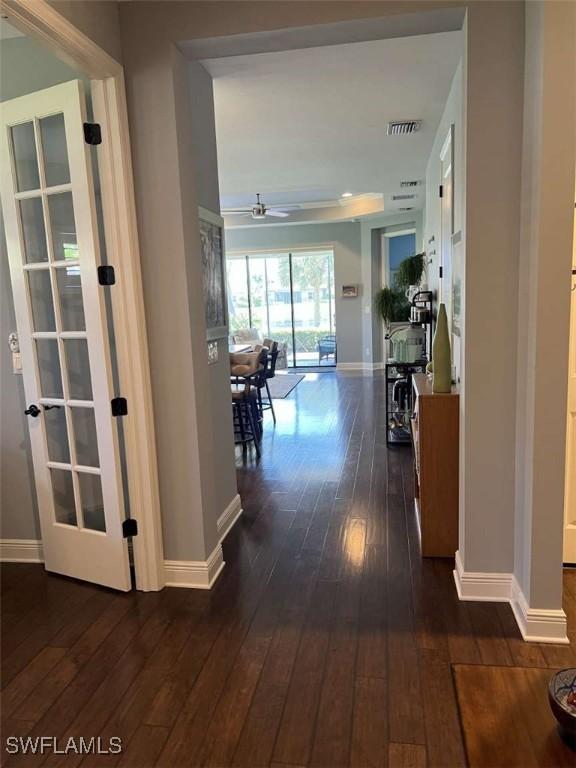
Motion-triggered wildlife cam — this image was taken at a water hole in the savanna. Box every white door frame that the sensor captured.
[1,0,165,591]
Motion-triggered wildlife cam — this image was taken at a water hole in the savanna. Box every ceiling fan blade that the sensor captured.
[223,208,251,214]
[266,210,290,218]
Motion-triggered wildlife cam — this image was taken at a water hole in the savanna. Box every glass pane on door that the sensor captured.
[291,251,336,367]
[78,473,105,532]
[51,468,77,526]
[48,192,78,261]
[71,407,99,467]
[27,270,56,331]
[36,339,63,398]
[11,122,40,192]
[44,406,70,464]
[262,253,294,365]
[64,339,93,400]
[19,198,48,263]
[39,114,70,187]
[56,266,85,330]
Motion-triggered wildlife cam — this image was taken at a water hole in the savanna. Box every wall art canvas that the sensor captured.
[198,207,228,340]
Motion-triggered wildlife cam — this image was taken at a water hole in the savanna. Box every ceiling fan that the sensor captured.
[224,194,292,220]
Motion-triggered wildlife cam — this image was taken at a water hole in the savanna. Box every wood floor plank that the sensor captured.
[418,649,466,768]
[388,743,427,768]
[272,580,337,767]
[350,676,388,768]
[117,725,168,767]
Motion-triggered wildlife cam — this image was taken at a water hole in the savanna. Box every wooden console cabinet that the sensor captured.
[410,373,459,557]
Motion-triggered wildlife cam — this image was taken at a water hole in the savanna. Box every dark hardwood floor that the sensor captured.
[1,371,575,767]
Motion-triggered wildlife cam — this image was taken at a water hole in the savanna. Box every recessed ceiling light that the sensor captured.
[341,192,353,198]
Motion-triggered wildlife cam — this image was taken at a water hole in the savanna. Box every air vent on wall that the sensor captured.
[400,180,423,188]
[392,194,416,201]
[398,207,414,211]
[387,120,421,136]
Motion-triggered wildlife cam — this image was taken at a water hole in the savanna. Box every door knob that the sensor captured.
[25,404,41,418]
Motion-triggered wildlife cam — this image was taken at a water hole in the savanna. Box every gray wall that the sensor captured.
[188,61,238,532]
[48,1,123,63]
[226,221,363,365]
[0,219,40,540]
[0,36,87,542]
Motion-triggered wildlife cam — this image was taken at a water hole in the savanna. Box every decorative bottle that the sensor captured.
[432,303,451,393]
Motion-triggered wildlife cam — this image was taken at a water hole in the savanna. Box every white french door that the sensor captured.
[564,198,576,564]
[0,80,131,590]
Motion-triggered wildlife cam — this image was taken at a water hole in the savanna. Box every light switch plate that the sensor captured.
[207,341,218,365]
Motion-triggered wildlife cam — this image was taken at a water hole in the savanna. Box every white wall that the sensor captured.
[514,0,575,612]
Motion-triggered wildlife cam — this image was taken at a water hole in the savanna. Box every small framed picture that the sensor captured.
[341,284,358,298]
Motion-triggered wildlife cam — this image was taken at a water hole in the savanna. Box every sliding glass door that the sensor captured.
[226,249,336,368]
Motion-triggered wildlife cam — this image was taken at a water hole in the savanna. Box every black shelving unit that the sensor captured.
[385,291,433,446]
[385,360,428,445]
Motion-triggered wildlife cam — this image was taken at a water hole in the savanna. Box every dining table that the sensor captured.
[229,343,253,354]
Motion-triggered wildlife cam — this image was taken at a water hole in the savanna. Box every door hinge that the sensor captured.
[122,518,138,538]
[111,397,128,416]
[83,122,102,145]
[439,184,444,198]
[439,266,444,279]
[98,265,116,285]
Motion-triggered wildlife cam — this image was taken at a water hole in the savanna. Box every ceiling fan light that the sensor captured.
[341,192,353,198]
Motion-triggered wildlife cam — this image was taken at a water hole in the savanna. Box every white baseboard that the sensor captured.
[453,550,569,644]
[164,543,225,590]
[217,493,243,543]
[453,550,513,602]
[337,362,385,372]
[0,539,44,563]
[510,576,569,644]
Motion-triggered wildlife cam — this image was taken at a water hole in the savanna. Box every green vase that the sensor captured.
[432,303,452,393]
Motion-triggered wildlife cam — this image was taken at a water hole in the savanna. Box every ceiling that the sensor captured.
[204,30,461,223]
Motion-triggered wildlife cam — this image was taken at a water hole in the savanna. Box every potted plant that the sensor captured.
[375,287,410,328]
[396,252,425,300]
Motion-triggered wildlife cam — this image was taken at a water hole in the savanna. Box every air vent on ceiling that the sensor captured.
[400,180,423,188]
[392,194,416,201]
[387,120,421,136]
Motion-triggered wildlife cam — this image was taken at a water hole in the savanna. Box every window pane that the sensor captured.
[11,122,40,192]
[19,198,48,263]
[56,266,85,331]
[36,339,63,398]
[27,270,56,331]
[40,114,70,187]
[47,192,78,262]
[78,473,105,532]
[44,406,70,464]
[64,339,92,400]
[226,258,250,333]
[248,257,267,336]
[51,468,76,526]
[71,407,99,467]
